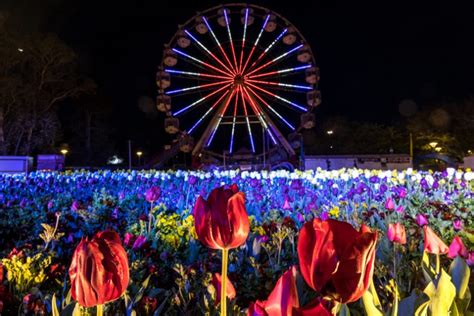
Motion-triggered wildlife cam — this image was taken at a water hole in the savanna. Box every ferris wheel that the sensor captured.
[156,3,321,164]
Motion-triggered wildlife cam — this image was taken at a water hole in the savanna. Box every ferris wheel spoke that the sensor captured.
[245,85,296,131]
[238,86,256,152]
[206,88,237,147]
[173,83,232,116]
[241,14,270,74]
[166,79,233,95]
[229,86,239,154]
[241,86,277,145]
[188,89,231,134]
[247,64,311,79]
[223,9,239,72]
[184,30,236,76]
[245,44,304,77]
[238,8,250,74]
[246,79,312,91]
[246,28,288,73]
[172,48,233,77]
[202,16,236,74]
[165,69,233,80]
[246,82,307,112]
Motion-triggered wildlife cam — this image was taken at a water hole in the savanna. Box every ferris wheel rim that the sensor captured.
[158,3,320,158]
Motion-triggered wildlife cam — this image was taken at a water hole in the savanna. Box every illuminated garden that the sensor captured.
[1,2,474,316]
[0,168,473,314]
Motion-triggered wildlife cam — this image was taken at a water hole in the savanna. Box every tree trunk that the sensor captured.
[14,130,24,155]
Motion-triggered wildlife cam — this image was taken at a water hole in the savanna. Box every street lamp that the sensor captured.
[326,130,334,135]
[435,147,442,152]
[429,142,438,149]
[136,151,143,166]
[60,149,68,169]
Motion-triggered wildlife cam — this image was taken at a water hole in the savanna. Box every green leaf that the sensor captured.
[362,290,384,316]
[52,294,60,316]
[449,256,471,299]
[421,252,436,283]
[423,269,456,315]
[398,289,430,316]
[133,275,151,304]
[340,304,351,316]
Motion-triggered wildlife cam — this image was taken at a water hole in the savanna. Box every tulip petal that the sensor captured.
[297,219,339,292]
[264,266,299,316]
[330,230,377,303]
[226,192,250,249]
[423,226,449,255]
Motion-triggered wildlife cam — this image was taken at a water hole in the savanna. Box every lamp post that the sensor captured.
[60,149,68,169]
[136,151,143,167]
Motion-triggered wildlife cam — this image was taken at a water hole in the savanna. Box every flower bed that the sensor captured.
[0,168,473,315]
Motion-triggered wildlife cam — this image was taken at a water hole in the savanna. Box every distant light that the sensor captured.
[429,142,438,148]
[330,145,333,149]
[468,150,473,155]
[136,151,143,157]
[435,147,442,152]
[60,149,68,155]
[326,130,333,135]
[108,155,124,165]
[17,48,23,52]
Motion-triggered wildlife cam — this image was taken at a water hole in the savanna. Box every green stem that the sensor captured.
[148,202,153,235]
[221,248,229,316]
[435,254,440,275]
[96,304,103,316]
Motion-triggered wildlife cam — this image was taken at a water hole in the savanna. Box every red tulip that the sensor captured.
[293,298,332,316]
[448,236,469,259]
[212,273,236,305]
[193,185,249,250]
[387,223,406,244]
[297,219,377,304]
[247,266,299,316]
[69,230,129,307]
[423,226,449,255]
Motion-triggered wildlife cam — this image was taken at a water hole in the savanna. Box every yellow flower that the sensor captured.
[329,206,340,217]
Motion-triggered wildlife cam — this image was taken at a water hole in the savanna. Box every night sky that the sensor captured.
[3,0,474,156]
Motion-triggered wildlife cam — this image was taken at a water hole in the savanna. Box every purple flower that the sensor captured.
[118,191,126,200]
[71,200,80,211]
[132,235,147,250]
[397,187,407,198]
[188,176,197,185]
[47,200,54,210]
[320,211,329,221]
[145,186,161,203]
[415,214,428,227]
[432,180,439,189]
[395,205,404,214]
[453,218,463,231]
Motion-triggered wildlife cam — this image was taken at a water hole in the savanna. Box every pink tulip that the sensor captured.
[385,197,394,210]
[448,236,468,259]
[415,214,428,227]
[388,223,406,244]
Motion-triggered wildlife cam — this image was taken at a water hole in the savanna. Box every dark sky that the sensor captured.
[3,0,474,155]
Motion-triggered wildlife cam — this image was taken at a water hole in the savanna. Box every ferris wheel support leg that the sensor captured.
[191,91,235,157]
